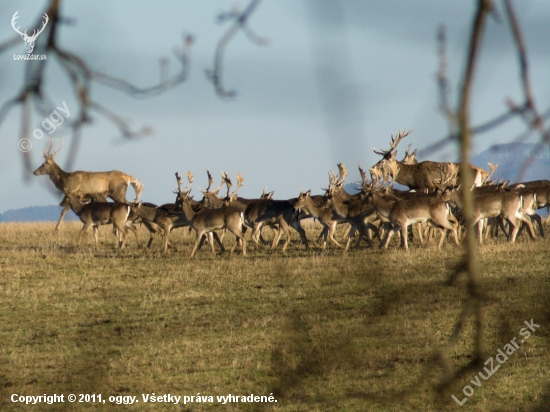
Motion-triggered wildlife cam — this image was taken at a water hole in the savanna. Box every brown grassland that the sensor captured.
[0,220,548,411]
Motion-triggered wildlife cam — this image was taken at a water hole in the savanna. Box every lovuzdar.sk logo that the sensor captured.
[11,10,48,60]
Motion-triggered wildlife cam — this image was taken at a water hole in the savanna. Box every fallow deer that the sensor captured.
[448,186,536,244]
[372,130,488,191]
[33,138,143,233]
[177,190,246,258]
[63,189,137,249]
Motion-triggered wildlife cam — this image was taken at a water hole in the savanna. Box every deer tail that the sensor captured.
[129,177,144,202]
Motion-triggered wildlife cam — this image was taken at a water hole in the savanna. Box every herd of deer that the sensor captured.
[32,133,550,256]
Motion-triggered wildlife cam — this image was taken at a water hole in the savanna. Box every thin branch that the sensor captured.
[205,0,267,98]
[503,0,550,181]
[433,0,492,396]
[436,25,455,128]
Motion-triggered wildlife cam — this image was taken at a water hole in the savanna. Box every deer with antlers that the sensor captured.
[372,130,488,192]
[366,164,460,250]
[244,198,309,252]
[33,138,143,233]
[176,175,246,257]
[133,172,195,252]
[321,177,378,250]
[448,183,536,245]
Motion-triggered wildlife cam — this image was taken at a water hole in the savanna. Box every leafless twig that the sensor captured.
[205,0,268,98]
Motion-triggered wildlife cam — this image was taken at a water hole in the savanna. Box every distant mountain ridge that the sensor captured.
[0,205,78,222]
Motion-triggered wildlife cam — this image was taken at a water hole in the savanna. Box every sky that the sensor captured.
[1,0,549,212]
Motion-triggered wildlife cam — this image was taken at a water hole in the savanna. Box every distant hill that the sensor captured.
[472,142,550,183]
[0,205,78,222]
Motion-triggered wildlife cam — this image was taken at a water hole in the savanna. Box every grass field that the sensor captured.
[0,221,548,411]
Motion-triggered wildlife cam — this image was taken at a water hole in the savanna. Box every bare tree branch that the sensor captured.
[433,0,493,396]
[205,0,268,98]
[0,0,193,175]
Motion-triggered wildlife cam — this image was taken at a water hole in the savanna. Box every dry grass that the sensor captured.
[0,221,548,411]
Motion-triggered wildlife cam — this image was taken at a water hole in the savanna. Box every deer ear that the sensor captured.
[391,151,397,159]
[305,190,311,197]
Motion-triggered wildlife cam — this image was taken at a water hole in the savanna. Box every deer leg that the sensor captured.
[228,228,246,256]
[517,212,536,240]
[251,223,264,248]
[507,219,520,243]
[190,231,205,258]
[54,203,71,233]
[531,213,544,238]
[436,227,447,249]
[318,226,328,245]
[400,223,410,251]
[327,222,344,249]
[125,223,139,248]
[270,224,283,249]
[79,222,92,246]
[415,223,424,245]
[161,224,172,253]
[114,222,127,249]
[381,224,398,249]
[212,232,225,253]
[92,225,100,247]
[290,218,308,250]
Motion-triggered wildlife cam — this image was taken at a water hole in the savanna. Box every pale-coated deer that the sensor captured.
[33,138,143,233]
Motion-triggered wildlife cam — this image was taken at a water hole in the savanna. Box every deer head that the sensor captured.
[12,11,49,54]
[33,137,63,175]
[373,129,412,159]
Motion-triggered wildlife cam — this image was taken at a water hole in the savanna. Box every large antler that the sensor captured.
[44,137,63,158]
[358,164,371,191]
[435,163,458,189]
[369,167,385,190]
[201,170,224,194]
[205,170,214,192]
[232,172,244,198]
[484,163,498,184]
[222,171,232,197]
[373,129,412,157]
[223,172,244,199]
[174,171,193,194]
[335,163,348,186]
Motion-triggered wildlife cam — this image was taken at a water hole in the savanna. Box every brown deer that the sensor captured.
[33,138,143,233]
[294,189,348,250]
[63,189,137,249]
[244,198,309,251]
[449,186,536,244]
[511,180,550,226]
[135,171,206,251]
[177,190,246,258]
[372,130,488,191]
[367,165,460,250]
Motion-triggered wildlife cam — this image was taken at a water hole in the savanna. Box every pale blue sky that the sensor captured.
[1,0,549,211]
